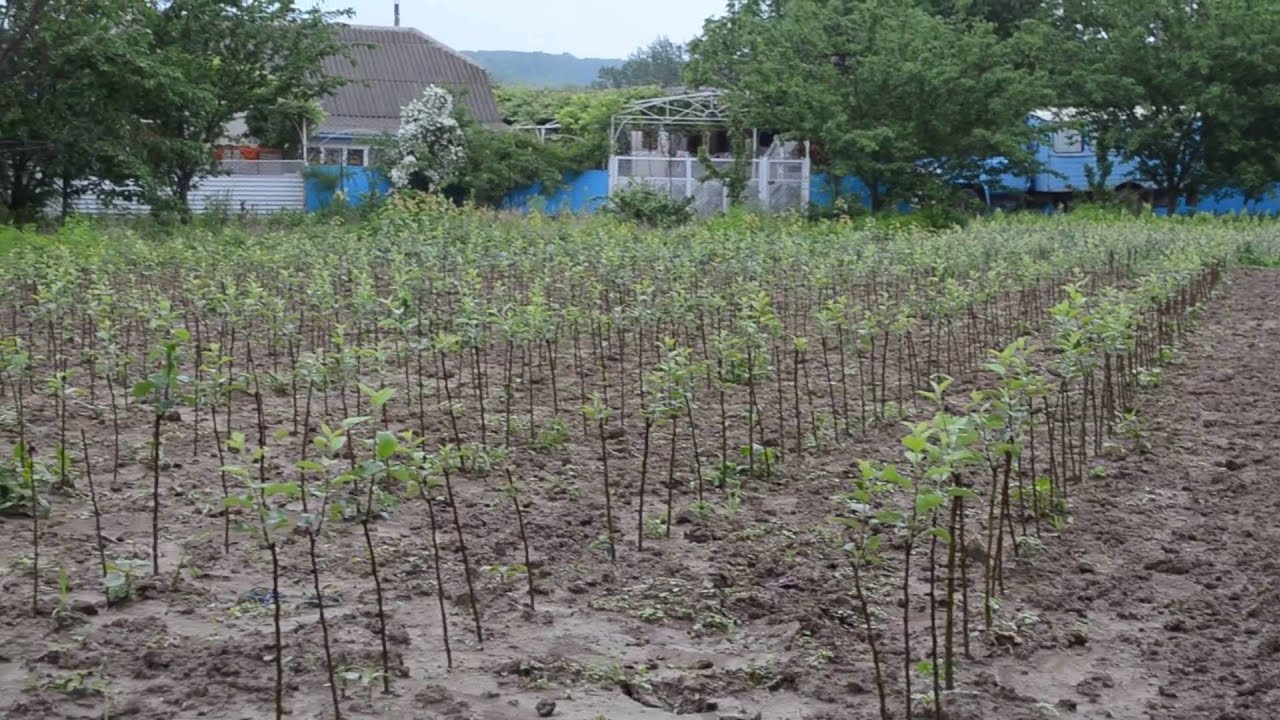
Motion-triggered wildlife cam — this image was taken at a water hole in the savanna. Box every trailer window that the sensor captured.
[1052,130,1085,154]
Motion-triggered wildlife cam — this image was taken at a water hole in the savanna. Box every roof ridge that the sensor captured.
[342,23,413,30]
[321,24,503,127]
[403,27,491,76]
[338,23,491,77]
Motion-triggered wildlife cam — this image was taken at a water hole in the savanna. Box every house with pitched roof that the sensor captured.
[305,24,504,169]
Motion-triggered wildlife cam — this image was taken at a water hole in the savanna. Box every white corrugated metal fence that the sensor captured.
[67,173,305,216]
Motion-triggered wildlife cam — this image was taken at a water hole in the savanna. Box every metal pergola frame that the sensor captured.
[609,89,732,151]
[511,121,578,144]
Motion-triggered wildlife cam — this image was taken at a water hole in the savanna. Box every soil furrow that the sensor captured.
[960,269,1280,720]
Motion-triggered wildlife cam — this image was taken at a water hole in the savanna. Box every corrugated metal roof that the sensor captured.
[319,25,502,136]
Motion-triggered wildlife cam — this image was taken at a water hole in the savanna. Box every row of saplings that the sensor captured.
[838,266,1219,719]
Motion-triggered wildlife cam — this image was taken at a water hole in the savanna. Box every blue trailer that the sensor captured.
[986,111,1280,215]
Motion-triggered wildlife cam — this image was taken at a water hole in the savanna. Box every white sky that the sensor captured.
[322,0,724,57]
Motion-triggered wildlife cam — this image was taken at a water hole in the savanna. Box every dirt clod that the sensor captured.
[71,599,100,615]
[1076,672,1116,700]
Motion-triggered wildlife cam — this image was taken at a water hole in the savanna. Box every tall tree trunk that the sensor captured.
[175,169,197,222]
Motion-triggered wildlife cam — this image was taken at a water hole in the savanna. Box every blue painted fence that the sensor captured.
[809,175,928,212]
[305,166,390,212]
[1174,190,1280,216]
[808,175,873,209]
[304,162,1280,217]
[504,172,881,215]
[501,170,611,215]
[304,165,611,216]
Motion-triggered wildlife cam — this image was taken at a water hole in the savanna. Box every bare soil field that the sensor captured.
[0,254,1272,720]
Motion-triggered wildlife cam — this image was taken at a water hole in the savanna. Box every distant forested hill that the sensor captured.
[463,50,621,88]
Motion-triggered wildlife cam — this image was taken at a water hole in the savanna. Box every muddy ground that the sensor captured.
[0,271,1276,720]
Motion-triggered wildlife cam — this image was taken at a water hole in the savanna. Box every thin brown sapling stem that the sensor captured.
[442,458,484,642]
[504,469,536,612]
[80,428,107,579]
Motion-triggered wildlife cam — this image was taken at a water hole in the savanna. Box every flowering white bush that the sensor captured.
[388,85,467,191]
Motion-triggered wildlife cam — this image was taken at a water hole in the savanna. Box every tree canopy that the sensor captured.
[0,0,161,221]
[685,0,1280,211]
[0,0,347,221]
[1051,0,1280,210]
[495,85,658,171]
[688,0,1048,209]
[595,37,688,89]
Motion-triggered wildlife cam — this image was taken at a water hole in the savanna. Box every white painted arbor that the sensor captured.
[607,90,811,215]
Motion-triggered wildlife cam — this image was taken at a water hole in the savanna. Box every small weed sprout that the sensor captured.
[52,564,74,627]
[337,665,386,705]
[104,558,146,605]
[532,418,570,452]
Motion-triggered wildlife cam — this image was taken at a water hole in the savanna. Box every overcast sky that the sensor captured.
[323,0,725,58]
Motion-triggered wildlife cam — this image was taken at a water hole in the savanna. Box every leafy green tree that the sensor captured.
[496,85,658,171]
[244,99,326,159]
[0,0,51,75]
[446,118,562,207]
[688,0,1048,210]
[137,0,348,216]
[919,0,1047,38]
[0,0,348,221]
[595,36,688,89]
[0,0,162,221]
[1055,0,1280,212]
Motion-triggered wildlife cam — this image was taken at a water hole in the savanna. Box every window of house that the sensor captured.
[310,145,372,166]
